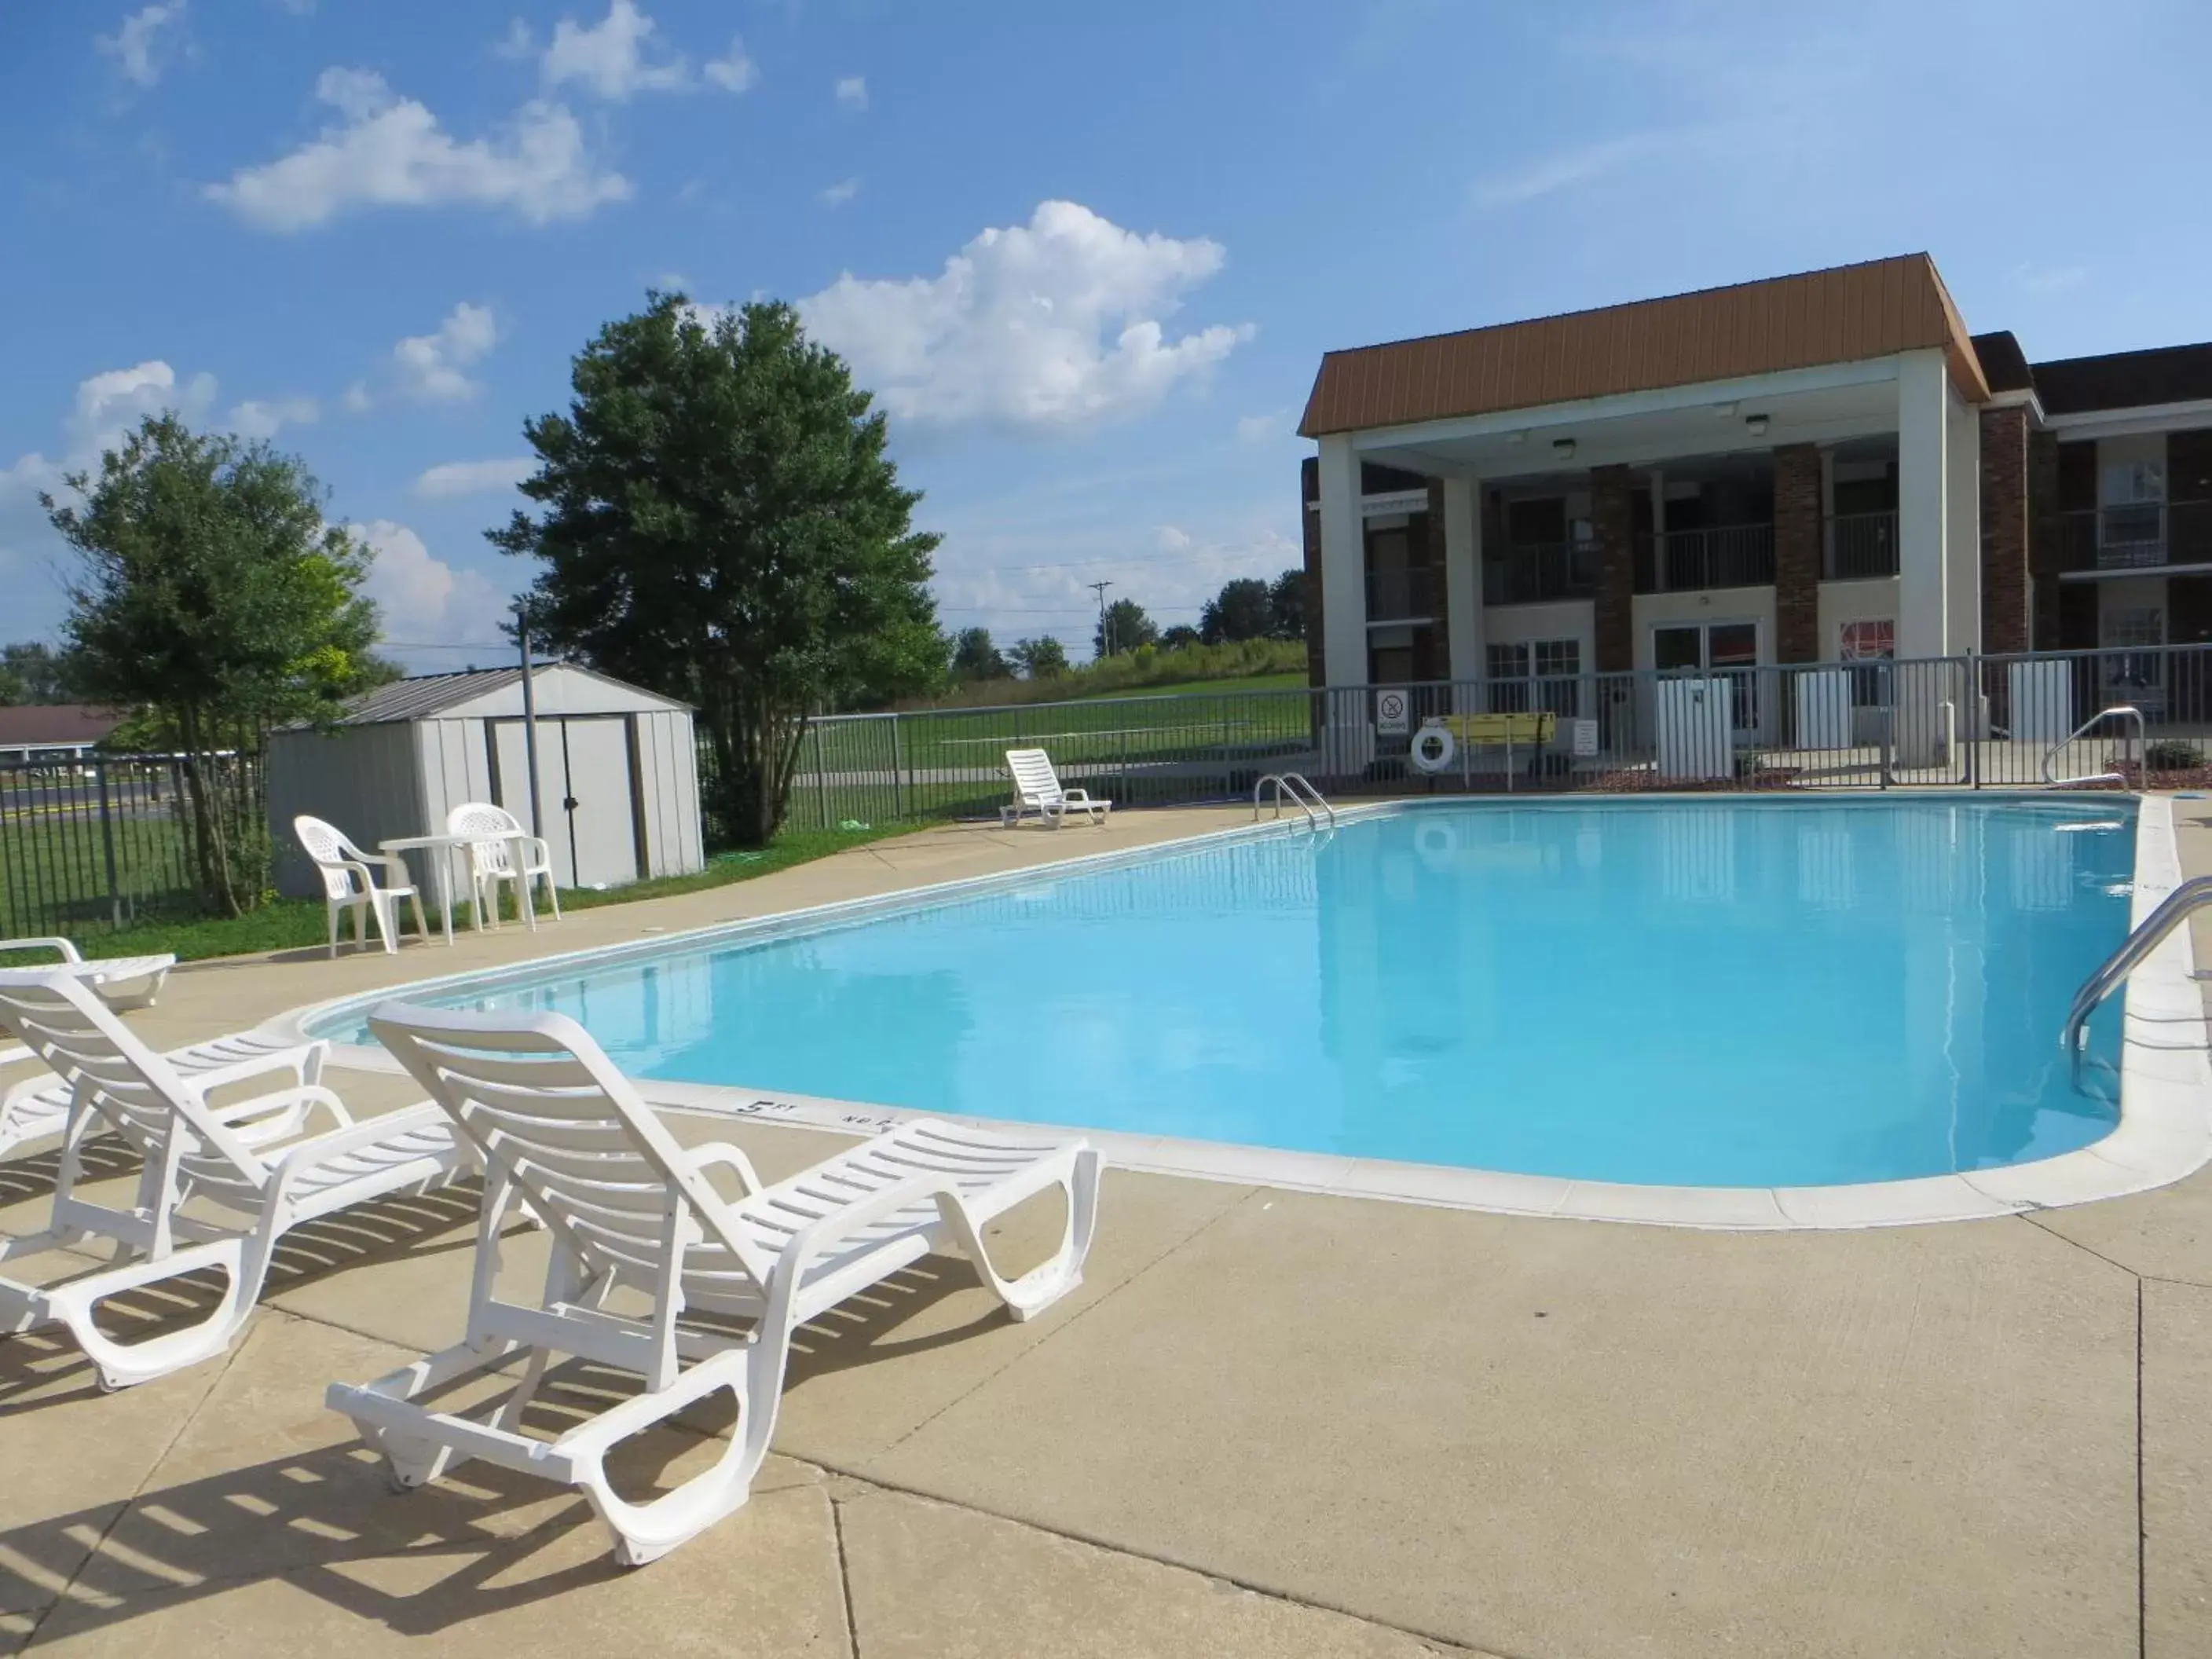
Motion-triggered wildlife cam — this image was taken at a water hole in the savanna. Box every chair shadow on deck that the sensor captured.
[0,1227,1056,1642]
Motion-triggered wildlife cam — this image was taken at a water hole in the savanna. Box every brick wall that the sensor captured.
[1979,405,2031,656]
[2027,427,2061,650]
[1591,464,1635,672]
[1772,443,1822,661]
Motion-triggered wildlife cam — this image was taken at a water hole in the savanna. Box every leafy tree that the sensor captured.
[44,415,386,916]
[496,295,943,846]
[1267,567,1307,642]
[1093,597,1158,658]
[1159,624,1202,650]
[1199,577,1273,645]
[949,625,1010,682]
[0,642,75,705]
[1009,635,1068,679]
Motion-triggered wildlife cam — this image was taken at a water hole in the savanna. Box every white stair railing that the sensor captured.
[1254,772,1336,829]
[2042,705,2144,789]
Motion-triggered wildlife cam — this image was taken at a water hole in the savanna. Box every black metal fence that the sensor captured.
[784,643,2212,829]
[0,752,264,939]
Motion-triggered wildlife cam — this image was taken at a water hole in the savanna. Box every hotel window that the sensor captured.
[1488,639,1580,715]
[1839,619,1894,707]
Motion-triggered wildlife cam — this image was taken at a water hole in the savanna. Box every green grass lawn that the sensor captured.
[0,822,913,965]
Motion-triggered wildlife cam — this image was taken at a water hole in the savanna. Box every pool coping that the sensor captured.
[262,791,2212,1232]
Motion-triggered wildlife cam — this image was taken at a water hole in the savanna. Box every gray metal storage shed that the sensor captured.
[267,665,705,899]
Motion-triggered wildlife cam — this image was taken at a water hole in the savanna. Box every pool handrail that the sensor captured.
[2063,873,2212,1068]
[2042,705,2144,789]
[1254,772,1335,829]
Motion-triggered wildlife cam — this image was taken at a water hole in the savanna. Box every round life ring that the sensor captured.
[1408,720,1456,775]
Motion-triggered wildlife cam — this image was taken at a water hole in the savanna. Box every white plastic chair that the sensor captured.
[330,1003,1100,1566]
[0,937,174,1011]
[445,801,560,928]
[0,972,466,1390]
[2,1024,324,1163]
[999,748,1111,828]
[294,815,429,956]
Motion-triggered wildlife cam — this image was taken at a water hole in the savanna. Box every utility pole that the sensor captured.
[515,597,545,841]
[1087,579,1114,660]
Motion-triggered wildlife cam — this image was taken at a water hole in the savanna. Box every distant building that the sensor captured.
[0,704,127,762]
[1298,254,2211,720]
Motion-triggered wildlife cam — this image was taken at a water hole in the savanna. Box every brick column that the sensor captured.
[1978,405,2031,657]
[2027,427,2060,650]
[1773,443,1822,662]
[1591,463,1635,672]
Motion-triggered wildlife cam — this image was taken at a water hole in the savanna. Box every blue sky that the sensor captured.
[2,1,2209,670]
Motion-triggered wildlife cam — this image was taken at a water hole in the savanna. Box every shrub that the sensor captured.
[2144,739,2203,771]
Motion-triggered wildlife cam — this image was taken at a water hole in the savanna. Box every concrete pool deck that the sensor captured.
[3,801,2210,1655]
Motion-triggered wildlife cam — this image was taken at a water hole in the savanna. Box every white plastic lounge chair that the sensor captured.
[0,937,174,1012]
[999,748,1111,828]
[0,972,467,1390]
[2,1023,324,1163]
[330,1004,1100,1567]
[295,815,430,956]
[445,801,561,928]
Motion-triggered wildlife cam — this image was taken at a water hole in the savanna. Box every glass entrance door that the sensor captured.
[1652,621,1762,738]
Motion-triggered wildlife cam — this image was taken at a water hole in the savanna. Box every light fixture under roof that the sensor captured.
[1551,438,1577,460]
[1505,430,1527,444]
[1745,414,1771,437]
[1712,401,1739,417]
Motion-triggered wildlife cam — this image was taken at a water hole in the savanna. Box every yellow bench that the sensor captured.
[1432,712,1557,747]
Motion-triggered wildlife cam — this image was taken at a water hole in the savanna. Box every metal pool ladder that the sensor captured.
[2043,705,2144,789]
[2062,874,2212,1065]
[1254,772,1335,828]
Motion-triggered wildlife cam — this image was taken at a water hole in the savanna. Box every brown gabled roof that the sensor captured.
[0,704,126,748]
[1299,254,1990,438]
[2030,342,2212,416]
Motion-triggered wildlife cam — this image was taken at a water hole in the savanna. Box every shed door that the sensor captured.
[490,716,641,890]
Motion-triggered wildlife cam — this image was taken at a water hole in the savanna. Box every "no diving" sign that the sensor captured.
[1374,687,1412,736]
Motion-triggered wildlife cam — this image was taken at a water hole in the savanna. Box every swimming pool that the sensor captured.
[306,797,2159,1194]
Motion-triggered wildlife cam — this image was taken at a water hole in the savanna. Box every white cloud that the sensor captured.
[341,381,373,414]
[1236,411,1286,443]
[540,1,689,99]
[797,200,1251,431]
[413,456,534,499]
[97,2,186,88]
[834,75,867,110]
[820,176,859,207]
[703,37,757,93]
[1155,525,1192,551]
[355,520,507,647]
[393,302,499,403]
[205,68,629,232]
[228,396,319,440]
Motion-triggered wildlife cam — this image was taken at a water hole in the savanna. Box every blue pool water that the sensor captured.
[320,800,2137,1188]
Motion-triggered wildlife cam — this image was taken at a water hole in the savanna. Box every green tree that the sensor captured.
[0,642,74,705]
[495,295,943,846]
[44,415,386,916]
[1199,577,1273,644]
[1009,635,1068,679]
[1093,597,1158,658]
[949,625,1010,682]
[1267,567,1306,641]
[1159,624,1202,650]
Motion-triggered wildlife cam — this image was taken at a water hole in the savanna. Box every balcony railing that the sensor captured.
[1366,565,1441,622]
[1635,522,1775,593]
[1483,540,1599,605]
[1826,509,1899,580]
[2059,502,2212,572]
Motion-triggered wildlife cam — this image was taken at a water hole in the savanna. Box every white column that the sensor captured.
[1443,476,1481,706]
[1895,350,1951,765]
[1895,350,1949,664]
[1945,385,1980,655]
[1317,434,1366,688]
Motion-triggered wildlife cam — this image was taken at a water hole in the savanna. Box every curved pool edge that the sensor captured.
[257,791,2212,1232]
